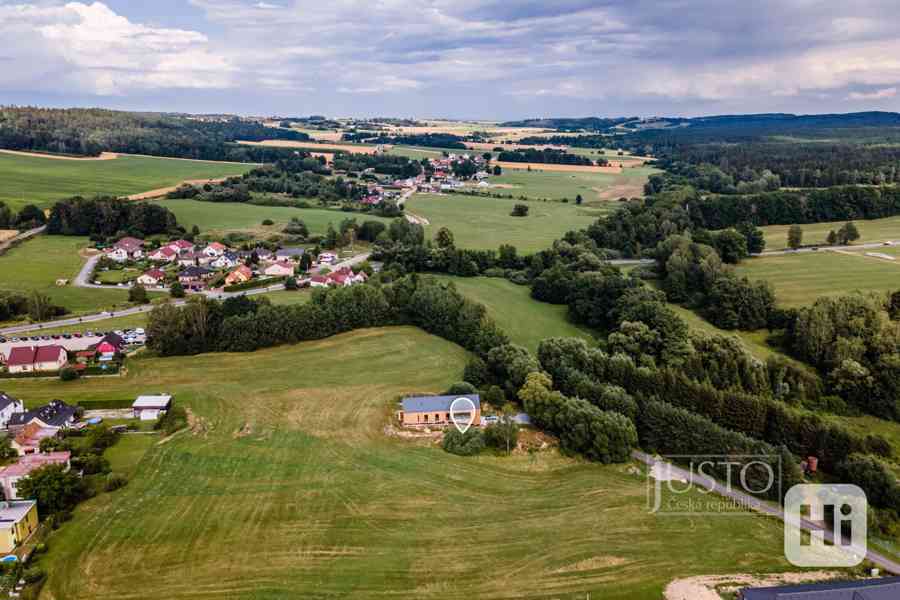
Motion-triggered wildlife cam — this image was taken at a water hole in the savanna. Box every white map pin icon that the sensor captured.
[449,397,476,434]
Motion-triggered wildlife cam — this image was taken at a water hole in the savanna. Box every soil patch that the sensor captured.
[663,571,846,600]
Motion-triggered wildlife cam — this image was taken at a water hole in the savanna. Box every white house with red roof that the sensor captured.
[0,452,71,499]
[264,261,295,277]
[105,237,145,262]
[148,246,177,263]
[167,240,195,254]
[225,265,253,285]
[5,346,68,374]
[309,268,367,288]
[136,269,166,286]
[202,242,227,257]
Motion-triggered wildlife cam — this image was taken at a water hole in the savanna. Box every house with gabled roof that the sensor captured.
[0,452,71,499]
[264,261,295,277]
[0,393,24,429]
[398,394,481,428]
[5,345,68,374]
[202,242,227,257]
[225,265,253,285]
[8,399,78,433]
[275,247,306,262]
[148,246,177,262]
[137,269,166,286]
[0,500,39,553]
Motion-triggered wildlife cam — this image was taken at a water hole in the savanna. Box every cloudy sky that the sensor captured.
[3,0,900,119]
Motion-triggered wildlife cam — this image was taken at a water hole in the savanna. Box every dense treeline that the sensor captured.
[0,106,308,161]
[340,132,467,149]
[498,117,630,131]
[331,153,422,178]
[0,201,46,230]
[170,166,363,204]
[497,148,598,166]
[47,196,179,238]
[515,134,611,149]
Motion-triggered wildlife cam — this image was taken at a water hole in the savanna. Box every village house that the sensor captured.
[179,266,215,289]
[8,399,79,433]
[239,247,274,262]
[5,345,68,374]
[275,247,306,262]
[10,423,58,456]
[132,394,172,421]
[211,251,240,269]
[225,265,253,285]
[398,394,481,428]
[166,239,195,254]
[91,333,126,361]
[177,251,210,267]
[0,452,71,500]
[148,246,177,263]
[264,261,295,277]
[0,393,24,429]
[137,268,166,287]
[0,500,38,554]
[105,237,145,262]
[202,242,227,257]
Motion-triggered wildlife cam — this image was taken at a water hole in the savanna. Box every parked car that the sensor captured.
[62,334,72,339]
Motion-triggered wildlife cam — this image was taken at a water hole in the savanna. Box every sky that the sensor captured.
[3,0,900,119]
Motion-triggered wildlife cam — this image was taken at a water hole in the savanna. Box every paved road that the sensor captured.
[0,225,46,256]
[1,252,373,336]
[634,450,900,575]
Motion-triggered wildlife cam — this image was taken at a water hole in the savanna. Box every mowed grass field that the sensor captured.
[3,327,795,600]
[0,235,133,317]
[491,165,657,203]
[760,215,900,249]
[736,251,900,307]
[405,193,604,252]
[154,198,394,236]
[0,153,251,212]
[433,276,594,351]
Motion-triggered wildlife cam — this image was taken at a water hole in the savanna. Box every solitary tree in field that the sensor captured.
[435,227,455,249]
[838,221,860,245]
[827,230,838,245]
[575,194,583,205]
[511,204,529,217]
[787,224,803,249]
[129,284,149,304]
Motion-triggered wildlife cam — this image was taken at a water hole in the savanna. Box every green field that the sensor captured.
[2,326,794,599]
[760,216,900,250]
[491,164,657,203]
[0,153,251,212]
[434,276,593,351]
[0,235,135,318]
[736,251,900,307]
[405,193,604,252]
[155,198,393,237]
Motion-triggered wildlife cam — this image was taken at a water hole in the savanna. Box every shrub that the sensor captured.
[834,454,900,511]
[128,284,149,304]
[155,405,188,435]
[444,382,477,396]
[442,428,485,456]
[170,281,185,298]
[59,367,79,381]
[262,218,274,226]
[462,356,489,387]
[104,473,128,492]
[483,415,519,454]
[510,204,529,217]
[22,567,46,584]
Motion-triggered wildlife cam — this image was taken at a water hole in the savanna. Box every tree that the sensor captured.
[324,223,341,249]
[837,221,860,245]
[442,428,485,456]
[284,277,298,290]
[170,281,185,298]
[16,464,86,515]
[27,291,54,321]
[13,204,46,229]
[575,194,583,205]
[492,165,502,176]
[59,367,79,381]
[826,230,838,245]
[787,224,803,249]
[510,204,529,217]
[435,227,455,249]
[128,284,149,304]
[483,405,519,454]
[713,228,749,264]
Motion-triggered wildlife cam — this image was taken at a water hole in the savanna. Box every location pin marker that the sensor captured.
[449,397,476,434]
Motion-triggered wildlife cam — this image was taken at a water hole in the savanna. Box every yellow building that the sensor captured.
[0,500,38,554]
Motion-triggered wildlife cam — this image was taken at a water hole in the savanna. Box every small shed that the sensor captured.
[132,395,172,421]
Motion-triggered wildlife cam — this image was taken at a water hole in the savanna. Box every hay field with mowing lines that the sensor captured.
[2,327,794,600]
[0,152,252,212]
[736,251,900,307]
[433,275,594,351]
[405,193,606,252]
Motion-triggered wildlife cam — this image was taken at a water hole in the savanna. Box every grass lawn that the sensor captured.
[0,235,134,316]
[433,275,594,351]
[155,198,393,237]
[760,215,900,250]
[405,193,603,252]
[2,326,796,599]
[491,164,657,203]
[0,153,251,212]
[736,251,900,307]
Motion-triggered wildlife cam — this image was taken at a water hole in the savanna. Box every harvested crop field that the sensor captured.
[236,140,383,154]
[0,230,17,243]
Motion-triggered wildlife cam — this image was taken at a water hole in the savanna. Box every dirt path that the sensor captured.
[664,571,844,600]
[126,178,230,200]
[0,149,118,160]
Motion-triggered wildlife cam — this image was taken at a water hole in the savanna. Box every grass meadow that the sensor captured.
[405,193,604,252]
[0,235,134,317]
[433,276,593,351]
[491,164,657,203]
[736,251,900,307]
[0,153,251,212]
[2,327,796,599]
[155,198,393,238]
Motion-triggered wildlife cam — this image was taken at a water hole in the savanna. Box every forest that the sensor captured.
[0,107,308,161]
[341,132,467,149]
[497,148,598,166]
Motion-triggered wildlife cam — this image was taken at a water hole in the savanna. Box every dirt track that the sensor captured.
[0,149,118,161]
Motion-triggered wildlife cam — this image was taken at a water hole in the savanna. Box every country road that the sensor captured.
[0,252,372,336]
[633,451,900,576]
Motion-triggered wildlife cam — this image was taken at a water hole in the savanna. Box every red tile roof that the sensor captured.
[6,347,35,367]
[143,268,166,279]
[34,345,65,363]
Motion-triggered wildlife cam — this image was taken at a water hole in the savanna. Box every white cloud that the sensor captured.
[848,87,898,100]
[0,2,233,95]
